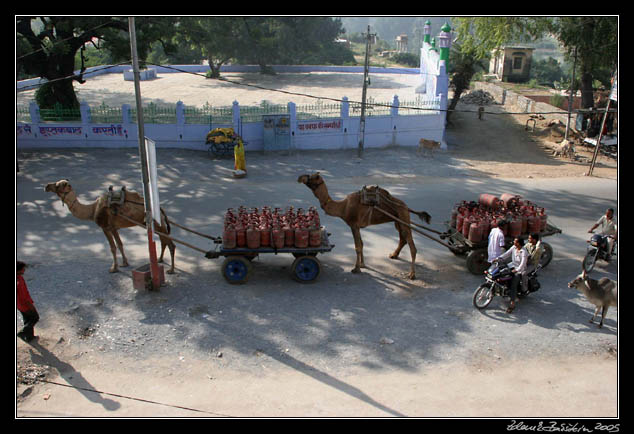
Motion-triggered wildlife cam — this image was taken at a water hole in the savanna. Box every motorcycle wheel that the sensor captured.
[582,249,598,273]
[473,283,494,309]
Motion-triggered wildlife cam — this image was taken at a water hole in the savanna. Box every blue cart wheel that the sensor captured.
[221,256,252,284]
[291,255,321,283]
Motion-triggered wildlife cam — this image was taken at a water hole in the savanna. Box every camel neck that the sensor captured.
[62,190,95,220]
[314,183,341,217]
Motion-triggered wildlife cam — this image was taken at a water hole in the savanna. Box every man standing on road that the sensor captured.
[17,261,39,343]
[487,219,507,263]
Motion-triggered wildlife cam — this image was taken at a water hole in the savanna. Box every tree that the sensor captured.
[549,17,617,108]
[17,16,177,109]
[447,17,550,121]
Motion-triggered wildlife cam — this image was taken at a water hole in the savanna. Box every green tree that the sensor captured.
[549,17,617,108]
[17,16,177,109]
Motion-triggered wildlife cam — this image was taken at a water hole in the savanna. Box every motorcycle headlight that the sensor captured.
[591,241,599,247]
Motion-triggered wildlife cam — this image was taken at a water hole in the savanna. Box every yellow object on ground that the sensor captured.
[234,139,246,172]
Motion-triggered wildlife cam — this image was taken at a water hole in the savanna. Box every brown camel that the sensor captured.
[45,179,175,274]
[298,172,431,279]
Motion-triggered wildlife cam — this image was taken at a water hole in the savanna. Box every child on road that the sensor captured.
[17,261,39,342]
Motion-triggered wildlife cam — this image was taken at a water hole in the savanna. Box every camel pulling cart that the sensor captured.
[357,189,562,276]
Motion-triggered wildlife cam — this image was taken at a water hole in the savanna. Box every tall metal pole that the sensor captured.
[129,17,161,290]
[564,47,577,142]
[358,26,373,158]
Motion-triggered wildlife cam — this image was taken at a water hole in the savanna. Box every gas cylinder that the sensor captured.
[223,224,237,249]
[284,225,295,247]
[468,219,484,243]
[500,193,520,210]
[527,214,541,234]
[508,216,522,237]
[235,223,246,247]
[479,194,500,210]
[539,208,548,232]
[272,225,285,249]
[260,224,271,247]
[309,226,322,247]
[462,215,474,238]
[246,225,260,249]
[295,226,309,248]
[456,209,465,232]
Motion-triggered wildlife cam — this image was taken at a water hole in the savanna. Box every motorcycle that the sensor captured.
[582,232,616,272]
[472,261,541,310]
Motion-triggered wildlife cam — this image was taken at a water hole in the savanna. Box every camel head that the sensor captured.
[45,179,73,198]
[297,172,324,191]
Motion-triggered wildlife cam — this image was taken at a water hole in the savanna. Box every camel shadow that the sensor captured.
[26,339,121,412]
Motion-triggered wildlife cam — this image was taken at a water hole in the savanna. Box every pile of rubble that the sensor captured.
[460,89,496,105]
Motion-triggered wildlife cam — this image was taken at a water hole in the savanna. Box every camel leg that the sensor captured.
[405,229,417,280]
[389,222,407,259]
[112,229,129,267]
[350,226,365,273]
[102,229,119,273]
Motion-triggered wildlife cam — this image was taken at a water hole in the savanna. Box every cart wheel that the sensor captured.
[221,256,252,284]
[466,248,489,275]
[292,252,317,258]
[539,242,553,268]
[291,255,321,283]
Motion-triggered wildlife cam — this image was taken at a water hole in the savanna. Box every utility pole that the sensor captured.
[129,17,161,291]
[587,69,617,177]
[564,47,577,142]
[358,25,375,158]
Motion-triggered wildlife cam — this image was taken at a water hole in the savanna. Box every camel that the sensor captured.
[298,172,431,279]
[45,179,175,274]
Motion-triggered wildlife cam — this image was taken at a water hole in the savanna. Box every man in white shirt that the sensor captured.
[487,219,507,263]
[496,237,528,313]
[589,208,617,259]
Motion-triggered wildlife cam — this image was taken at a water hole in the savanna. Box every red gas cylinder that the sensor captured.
[246,225,260,249]
[223,224,237,249]
[260,224,271,247]
[479,194,500,210]
[284,225,295,247]
[508,216,522,237]
[462,215,474,237]
[539,208,548,232]
[456,210,465,232]
[500,193,521,210]
[527,214,541,234]
[272,226,285,249]
[309,226,322,247]
[295,226,309,248]
[235,223,246,247]
[468,220,484,243]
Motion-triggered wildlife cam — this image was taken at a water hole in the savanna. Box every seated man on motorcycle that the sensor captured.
[589,208,617,260]
[495,237,528,313]
[523,233,543,292]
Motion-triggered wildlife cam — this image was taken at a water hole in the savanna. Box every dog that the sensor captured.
[418,139,441,157]
[553,139,576,160]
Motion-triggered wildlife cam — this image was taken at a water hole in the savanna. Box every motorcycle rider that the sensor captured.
[522,233,543,293]
[588,208,617,260]
[495,237,528,313]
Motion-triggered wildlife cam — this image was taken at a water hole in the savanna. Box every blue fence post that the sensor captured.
[80,101,91,124]
[232,100,240,133]
[176,101,185,140]
[341,96,349,118]
[391,95,399,116]
[288,101,297,152]
[29,102,40,124]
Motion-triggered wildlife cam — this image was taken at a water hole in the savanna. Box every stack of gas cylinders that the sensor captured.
[450,193,548,244]
[222,206,323,249]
